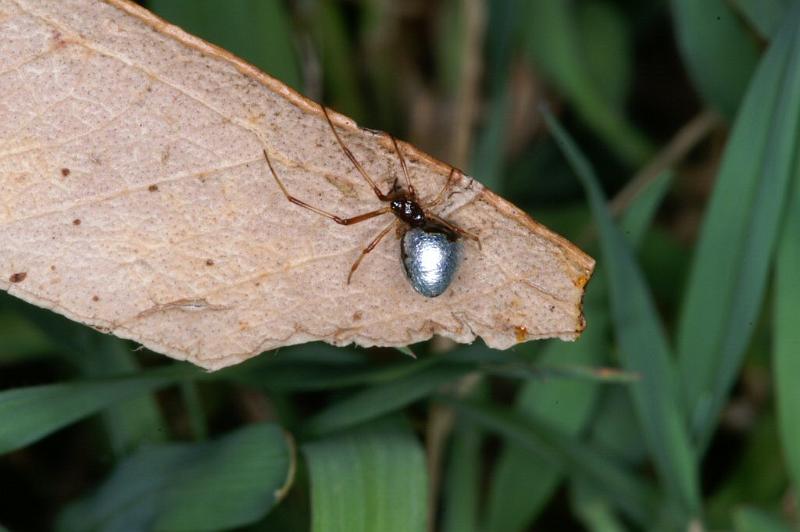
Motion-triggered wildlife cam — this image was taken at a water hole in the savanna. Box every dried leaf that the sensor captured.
[0,0,594,369]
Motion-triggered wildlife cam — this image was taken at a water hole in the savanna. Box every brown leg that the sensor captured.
[347,221,398,284]
[428,213,482,250]
[424,167,457,209]
[390,136,416,200]
[264,148,390,225]
[321,105,391,201]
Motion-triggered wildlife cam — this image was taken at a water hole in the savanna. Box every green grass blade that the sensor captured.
[308,0,365,121]
[441,417,482,532]
[774,160,800,493]
[303,420,427,532]
[304,364,469,436]
[84,337,168,455]
[483,361,637,384]
[589,386,648,466]
[671,0,760,118]
[523,1,652,166]
[731,0,789,39]
[58,423,294,532]
[704,413,786,528]
[226,356,437,392]
[470,0,523,190]
[570,480,627,532]
[734,507,793,532]
[179,381,208,441]
[444,397,657,526]
[149,0,301,90]
[435,0,468,96]
[0,297,167,454]
[676,5,800,451]
[470,87,511,192]
[576,0,632,109]
[618,170,674,247]
[0,366,195,454]
[545,109,700,518]
[484,165,672,532]
[0,310,52,362]
[484,317,607,532]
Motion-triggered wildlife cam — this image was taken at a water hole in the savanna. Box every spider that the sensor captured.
[263,104,480,297]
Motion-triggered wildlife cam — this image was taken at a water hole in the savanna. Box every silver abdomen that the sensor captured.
[401,227,461,297]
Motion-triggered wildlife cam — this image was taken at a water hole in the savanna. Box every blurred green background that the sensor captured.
[2,0,799,530]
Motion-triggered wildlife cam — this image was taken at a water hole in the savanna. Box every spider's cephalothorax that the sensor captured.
[390,197,426,227]
[264,103,480,298]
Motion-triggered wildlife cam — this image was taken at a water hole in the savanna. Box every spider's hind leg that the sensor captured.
[347,221,399,284]
[428,213,482,250]
[263,148,390,225]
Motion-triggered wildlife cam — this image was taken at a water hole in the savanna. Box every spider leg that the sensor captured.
[264,148,390,225]
[390,135,417,200]
[428,213,482,250]
[347,220,399,284]
[423,167,458,209]
[322,105,392,201]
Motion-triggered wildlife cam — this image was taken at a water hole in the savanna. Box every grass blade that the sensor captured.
[731,0,789,39]
[545,109,700,518]
[226,357,436,392]
[444,397,657,526]
[576,1,632,109]
[523,0,652,165]
[617,170,674,247]
[774,157,800,493]
[0,366,195,454]
[303,420,427,532]
[58,423,294,532]
[469,0,519,190]
[0,297,168,455]
[484,315,607,532]
[676,4,800,451]
[570,480,627,532]
[0,310,52,362]
[734,507,792,532]
[307,0,365,121]
[671,0,760,118]
[84,337,168,455]
[304,364,469,436]
[484,167,672,531]
[441,417,482,532]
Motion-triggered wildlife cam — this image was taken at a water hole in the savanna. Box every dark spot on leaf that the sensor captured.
[9,272,27,283]
[61,168,70,177]
[148,184,159,192]
[92,295,100,302]
[72,219,81,226]
[206,259,214,266]
[352,311,363,321]
[51,30,67,49]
